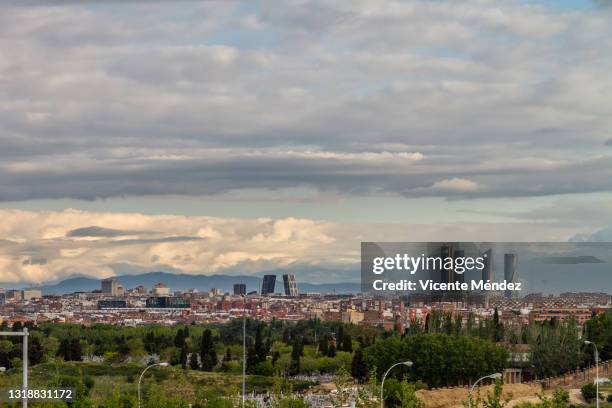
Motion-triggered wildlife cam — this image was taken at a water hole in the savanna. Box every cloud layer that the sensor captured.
[0,208,600,284]
[0,1,611,202]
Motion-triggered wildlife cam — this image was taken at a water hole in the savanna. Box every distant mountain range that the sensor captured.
[17,272,361,296]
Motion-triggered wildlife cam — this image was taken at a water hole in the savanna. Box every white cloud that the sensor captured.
[0,208,593,284]
[429,178,480,193]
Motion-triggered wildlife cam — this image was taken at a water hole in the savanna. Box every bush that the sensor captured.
[255,360,274,376]
[606,394,612,403]
[580,383,597,401]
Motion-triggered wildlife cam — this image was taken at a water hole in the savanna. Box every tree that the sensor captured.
[58,338,71,361]
[254,325,267,363]
[180,344,188,369]
[200,329,217,371]
[327,342,336,358]
[0,339,13,368]
[483,379,509,408]
[29,335,44,365]
[289,338,301,376]
[246,344,259,374]
[189,352,199,370]
[70,339,82,361]
[364,333,508,388]
[580,383,597,401]
[318,334,329,356]
[394,381,424,408]
[174,328,185,348]
[342,333,353,352]
[493,309,504,342]
[351,347,368,381]
[584,310,612,361]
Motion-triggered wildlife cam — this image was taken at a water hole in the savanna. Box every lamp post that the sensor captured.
[242,294,247,408]
[138,362,169,408]
[585,341,600,408]
[468,373,502,408]
[0,328,28,408]
[380,360,413,408]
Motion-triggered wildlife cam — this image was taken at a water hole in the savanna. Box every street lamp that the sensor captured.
[585,341,600,408]
[241,294,247,408]
[138,362,169,408]
[0,328,28,408]
[469,373,502,408]
[380,360,413,408]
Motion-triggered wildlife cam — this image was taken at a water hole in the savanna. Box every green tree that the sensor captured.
[342,333,353,352]
[180,344,188,369]
[289,337,301,375]
[189,351,199,370]
[255,325,268,363]
[318,334,329,356]
[200,329,217,371]
[351,347,368,381]
[580,383,597,401]
[393,381,424,408]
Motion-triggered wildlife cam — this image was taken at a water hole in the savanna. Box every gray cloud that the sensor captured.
[67,226,141,238]
[0,1,611,202]
[605,139,612,146]
[538,256,605,264]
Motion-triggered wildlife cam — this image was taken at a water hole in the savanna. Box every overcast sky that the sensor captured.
[1,0,611,284]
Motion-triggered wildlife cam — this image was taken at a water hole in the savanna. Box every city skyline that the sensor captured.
[1,0,612,285]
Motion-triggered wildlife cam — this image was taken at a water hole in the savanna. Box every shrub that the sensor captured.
[255,360,274,376]
[580,383,597,401]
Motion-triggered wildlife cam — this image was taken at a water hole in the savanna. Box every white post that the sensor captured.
[242,294,246,408]
[595,345,600,408]
[0,330,29,408]
[585,341,599,408]
[22,328,28,408]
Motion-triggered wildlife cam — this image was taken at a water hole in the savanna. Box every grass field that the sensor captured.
[0,361,314,405]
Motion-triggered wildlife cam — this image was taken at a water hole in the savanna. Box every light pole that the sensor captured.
[585,341,600,408]
[0,327,28,408]
[137,362,169,408]
[380,360,413,408]
[242,294,247,408]
[468,373,502,408]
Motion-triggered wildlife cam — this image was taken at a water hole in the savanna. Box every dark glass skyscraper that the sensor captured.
[453,249,465,284]
[504,253,517,298]
[233,283,246,296]
[440,244,454,284]
[481,249,492,283]
[261,275,276,295]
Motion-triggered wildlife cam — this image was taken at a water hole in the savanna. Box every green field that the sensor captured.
[0,361,313,407]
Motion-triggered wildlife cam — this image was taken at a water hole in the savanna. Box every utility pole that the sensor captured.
[0,327,29,408]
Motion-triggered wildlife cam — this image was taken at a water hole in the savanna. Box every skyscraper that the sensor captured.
[504,253,517,298]
[440,244,454,284]
[481,249,492,283]
[283,274,299,297]
[233,283,246,296]
[261,275,276,295]
[101,278,118,296]
[453,249,465,284]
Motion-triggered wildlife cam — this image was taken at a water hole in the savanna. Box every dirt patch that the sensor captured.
[417,383,542,408]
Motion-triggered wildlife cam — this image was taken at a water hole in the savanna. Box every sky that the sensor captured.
[0,0,611,285]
